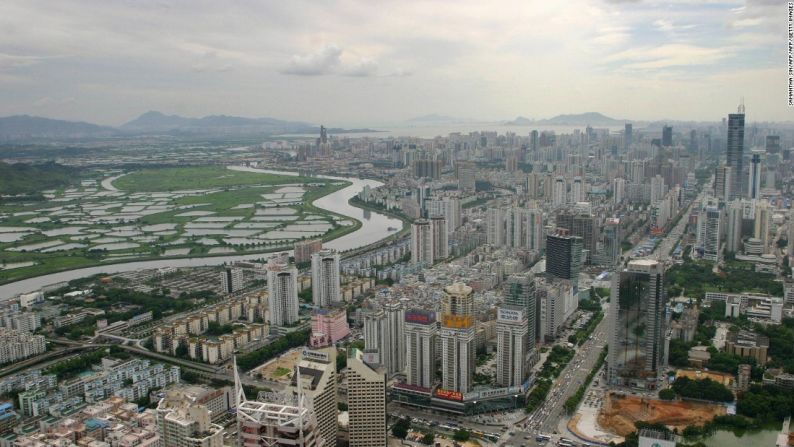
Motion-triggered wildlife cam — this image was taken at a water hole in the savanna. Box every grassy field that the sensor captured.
[114,165,320,192]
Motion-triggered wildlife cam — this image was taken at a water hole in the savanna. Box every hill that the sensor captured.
[121,111,315,134]
[0,162,80,196]
[0,115,118,140]
[536,112,625,126]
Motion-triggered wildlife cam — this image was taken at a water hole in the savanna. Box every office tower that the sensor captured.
[287,347,338,447]
[505,274,536,351]
[267,255,299,326]
[727,106,745,200]
[714,165,732,201]
[789,208,794,257]
[530,130,539,151]
[410,219,434,265]
[624,123,633,152]
[363,304,405,375]
[311,249,341,307]
[571,176,584,203]
[440,283,476,393]
[157,390,225,447]
[456,161,476,192]
[726,200,743,254]
[601,217,621,266]
[295,239,323,264]
[537,280,577,341]
[613,178,626,204]
[496,304,529,387]
[430,215,449,260]
[555,209,598,263]
[748,150,762,199]
[220,267,244,294]
[486,207,505,246]
[662,125,673,147]
[427,196,461,234]
[553,176,567,207]
[607,260,666,388]
[766,135,781,154]
[702,205,722,262]
[347,349,387,447]
[650,175,666,203]
[235,360,324,447]
[546,231,583,281]
[754,200,771,254]
[404,310,438,389]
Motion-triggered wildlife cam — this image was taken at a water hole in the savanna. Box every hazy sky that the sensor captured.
[0,0,788,126]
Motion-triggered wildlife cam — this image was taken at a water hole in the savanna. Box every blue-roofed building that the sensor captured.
[0,401,19,434]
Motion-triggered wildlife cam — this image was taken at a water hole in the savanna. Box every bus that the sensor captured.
[536,434,551,442]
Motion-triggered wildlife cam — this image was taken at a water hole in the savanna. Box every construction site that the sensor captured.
[596,392,727,436]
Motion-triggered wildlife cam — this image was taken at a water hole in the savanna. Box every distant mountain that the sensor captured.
[405,114,471,124]
[0,115,118,140]
[505,116,534,125]
[121,111,315,134]
[536,112,625,126]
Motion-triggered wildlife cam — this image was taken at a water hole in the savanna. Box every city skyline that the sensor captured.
[0,0,787,126]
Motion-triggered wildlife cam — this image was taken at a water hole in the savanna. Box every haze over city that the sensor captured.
[0,0,788,126]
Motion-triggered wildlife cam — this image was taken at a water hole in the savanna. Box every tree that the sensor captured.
[421,432,435,445]
[391,418,410,439]
[659,388,676,400]
[453,429,471,442]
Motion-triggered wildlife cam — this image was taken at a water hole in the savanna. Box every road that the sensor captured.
[500,303,609,447]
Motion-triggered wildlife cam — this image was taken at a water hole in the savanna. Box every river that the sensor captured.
[0,167,402,300]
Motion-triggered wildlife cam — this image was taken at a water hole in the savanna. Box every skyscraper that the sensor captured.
[624,123,633,152]
[662,125,673,147]
[726,200,743,254]
[347,349,387,447]
[311,249,341,307]
[553,176,567,207]
[546,231,583,281]
[504,274,536,352]
[411,219,434,265]
[427,196,461,235]
[601,217,621,267]
[287,347,338,447]
[702,206,722,262]
[486,207,505,246]
[430,215,449,260]
[440,283,476,393]
[220,267,244,294]
[608,260,666,389]
[727,106,745,200]
[754,199,771,254]
[363,303,405,376]
[267,254,299,326]
[571,176,584,203]
[496,304,529,387]
[714,165,732,201]
[404,310,438,389]
[748,150,762,199]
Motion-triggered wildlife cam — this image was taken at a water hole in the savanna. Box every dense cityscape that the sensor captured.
[0,1,792,447]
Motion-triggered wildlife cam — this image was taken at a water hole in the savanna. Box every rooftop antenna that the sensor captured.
[738,98,745,114]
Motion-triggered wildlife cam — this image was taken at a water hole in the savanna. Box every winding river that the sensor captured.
[0,167,401,300]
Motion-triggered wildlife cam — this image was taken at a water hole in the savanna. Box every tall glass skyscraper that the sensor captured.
[727,105,745,200]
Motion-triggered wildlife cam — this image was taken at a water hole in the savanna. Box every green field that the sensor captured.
[114,165,320,192]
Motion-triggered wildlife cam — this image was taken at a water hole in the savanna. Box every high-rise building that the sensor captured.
[311,249,341,307]
[504,275,536,352]
[553,176,567,207]
[430,215,449,260]
[157,390,224,447]
[220,267,244,294]
[727,106,745,200]
[748,150,762,199]
[555,209,598,262]
[546,231,583,282]
[287,347,338,447]
[608,260,666,389]
[267,254,299,326]
[537,279,577,342]
[411,219,434,265]
[363,304,404,376]
[235,360,324,447]
[412,159,442,179]
[613,178,626,204]
[496,304,529,387]
[404,310,438,389]
[601,217,621,267]
[571,176,584,203]
[702,206,722,262]
[754,199,771,254]
[662,125,673,147]
[456,161,477,192]
[714,164,732,202]
[295,239,323,264]
[624,123,633,152]
[440,283,476,393]
[725,200,742,254]
[347,349,387,447]
[486,208,505,246]
[427,196,461,235]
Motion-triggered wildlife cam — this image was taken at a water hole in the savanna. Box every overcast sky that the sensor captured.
[0,0,788,126]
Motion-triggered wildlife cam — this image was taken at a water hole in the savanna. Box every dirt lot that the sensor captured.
[597,392,726,436]
[676,369,734,387]
[253,349,301,383]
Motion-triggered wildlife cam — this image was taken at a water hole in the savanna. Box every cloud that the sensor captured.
[0,53,48,70]
[343,58,378,77]
[606,44,732,70]
[281,44,342,76]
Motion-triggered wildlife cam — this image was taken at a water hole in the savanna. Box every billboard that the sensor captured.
[405,310,436,325]
[497,307,524,323]
[442,314,473,329]
[301,348,330,362]
[434,388,464,401]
